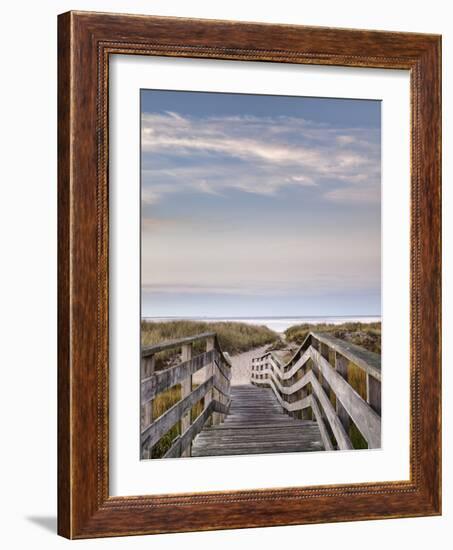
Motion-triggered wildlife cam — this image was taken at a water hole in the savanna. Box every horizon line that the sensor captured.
[141,314,381,320]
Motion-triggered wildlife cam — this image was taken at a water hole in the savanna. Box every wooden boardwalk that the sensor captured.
[191,385,324,457]
[140,331,381,459]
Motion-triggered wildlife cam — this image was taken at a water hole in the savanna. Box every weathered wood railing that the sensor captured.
[141,332,232,459]
[251,332,381,451]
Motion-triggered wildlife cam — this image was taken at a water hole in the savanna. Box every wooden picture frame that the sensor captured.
[58,11,442,539]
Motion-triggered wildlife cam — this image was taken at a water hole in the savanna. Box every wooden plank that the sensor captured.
[162,399,229,458]
[180,343,192,457]
[252,377,285,407]
[192,449,322,457]
[256,367,311,396]
[195,440,317,447]
[199,432,317,441]
[335,352,350,433]
[297,366,311,421]
[195,430,322,442]
[254,376,311,413]
[141,356,155,458]
[311,332,381,381]
[193,441,322,450]
[204,337,215,425]
[163,402,214,459]
[367,374,382,415]
[309,395,333,451]
[192,441,324,456]
[309,372,353,450]
[141,349,215,403]
[310,348,381,448]
[141,332,216,356]
[202,426,316,434]
[205,422,312,430]
[194,429,323,441]
[141,377,213,449]
[318,342,331,398]
[215,353,232,381]
[286,395,312,412]
[213,363,231,396]
[141,354,155,379]
[223,351,232,367]
[269,350,311,381]
[213,399,230,416]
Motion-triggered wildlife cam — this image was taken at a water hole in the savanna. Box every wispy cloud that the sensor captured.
[324,186,381,203]
[140,97,381,317]
[141,112,380,205]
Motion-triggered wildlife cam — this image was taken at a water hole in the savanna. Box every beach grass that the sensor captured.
[142,319,280,371]
[284,321,381,354]
[150,384,205,458]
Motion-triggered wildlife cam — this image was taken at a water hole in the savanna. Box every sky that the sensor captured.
[141,89,381,318]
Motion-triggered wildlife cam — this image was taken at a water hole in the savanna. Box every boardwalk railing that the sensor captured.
[141,332,232,459]
[251,332,381,451]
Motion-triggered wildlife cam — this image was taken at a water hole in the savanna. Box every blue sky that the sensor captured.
[141,90,381,318]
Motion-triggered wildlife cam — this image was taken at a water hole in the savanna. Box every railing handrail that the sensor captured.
[142,331,217,357]
[141,376,215,447]
[141,348,230,405]
[140,331,232,459]
[254,331,380,381]
[251,364,350,451]
[310,332,381,380]
[250,332,381,450]
[253,347,380,448]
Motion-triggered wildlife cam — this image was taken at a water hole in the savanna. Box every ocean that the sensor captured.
[142,316,381,333]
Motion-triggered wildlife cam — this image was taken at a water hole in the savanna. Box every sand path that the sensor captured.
[229,345,269,386]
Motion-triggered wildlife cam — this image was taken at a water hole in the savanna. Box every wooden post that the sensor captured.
[303,349,314,421]
[285,365,297,418]
[222,352,231,422]
[141,354,155,459]
[205,336,215,426]
[313,340,332,429]
[334,352,350,433]
[180,343,192,457]
[297,365,310,420]
[311,336,319,378]
[319,342,331,394]
[212,357,222,426]
[367,374,381,415]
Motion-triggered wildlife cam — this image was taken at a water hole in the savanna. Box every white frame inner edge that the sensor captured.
[109,55,410,496]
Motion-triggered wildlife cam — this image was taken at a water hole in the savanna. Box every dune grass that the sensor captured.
[142,319,280,371]
[150,384,204,458]
[285,321,381,354]
[142,319,279,354]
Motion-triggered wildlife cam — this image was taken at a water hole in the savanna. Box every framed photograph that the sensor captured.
[58,11,441,538]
